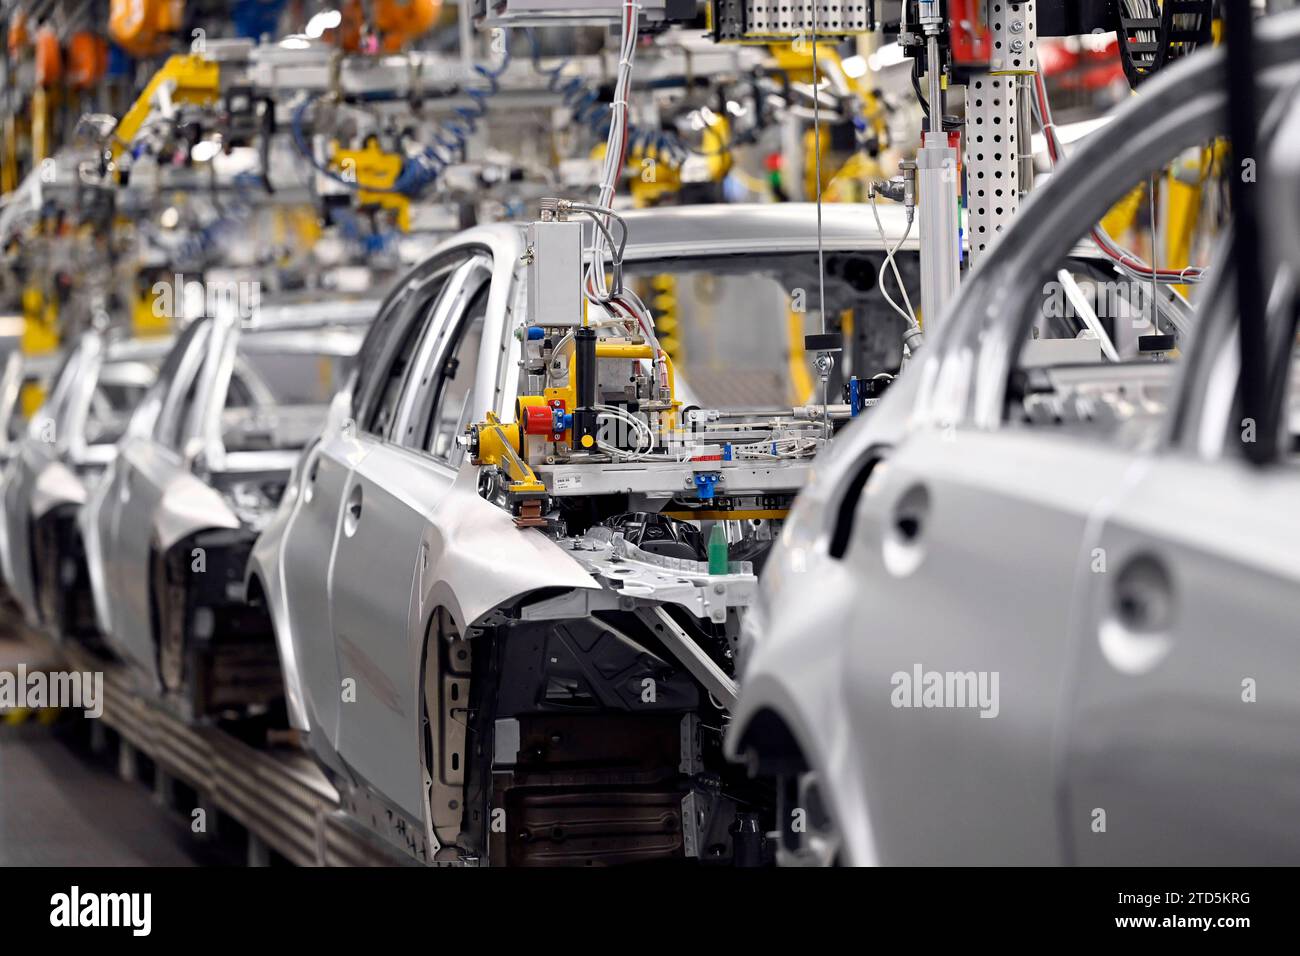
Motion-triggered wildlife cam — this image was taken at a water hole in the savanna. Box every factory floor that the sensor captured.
[0,623,228,866]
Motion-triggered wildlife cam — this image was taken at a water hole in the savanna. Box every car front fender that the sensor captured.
[417,465,601,637]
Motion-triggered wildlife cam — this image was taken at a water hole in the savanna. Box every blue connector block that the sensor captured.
[526,326,545,340]
[849,376,862,417]
[693,473,721,501]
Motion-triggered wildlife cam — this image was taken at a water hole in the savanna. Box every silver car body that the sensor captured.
[726,12,1300,866]
[248,203,931,861]
[0,349,61,596]
[82,299,375,701]
[0,349,62,459]
[1,333,170,630]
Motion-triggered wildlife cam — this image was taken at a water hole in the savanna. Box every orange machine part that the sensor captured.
[157,0,182,31]
[374,0,441,50]
[34,26,63,86]
[109,0,182,57]
[332,0,366,52]
[331,0,439,53]
[67,32,109,89]
[7,10,28,57]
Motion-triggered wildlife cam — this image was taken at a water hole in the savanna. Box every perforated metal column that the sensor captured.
[965,1,1038,263]
[743,0,869,36]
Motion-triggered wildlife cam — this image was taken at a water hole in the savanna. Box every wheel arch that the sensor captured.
[728,667,876,866]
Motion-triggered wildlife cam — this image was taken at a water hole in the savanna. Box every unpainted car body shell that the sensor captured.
[248,205,925,828]
[0,350,59,602]
[82,303,375,687]
[726,13,1300,866]
[1,333,171,630]
[249,225,602,812]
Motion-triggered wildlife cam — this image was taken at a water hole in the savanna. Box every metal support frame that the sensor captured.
[964,1,1038,265]
[644,606,739,709]
[744,0,870,36]
[12,618,409,866]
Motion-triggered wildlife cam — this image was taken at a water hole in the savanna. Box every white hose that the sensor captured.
[871,192,919,327]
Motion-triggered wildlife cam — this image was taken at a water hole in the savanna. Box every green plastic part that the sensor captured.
[708,523,729,576]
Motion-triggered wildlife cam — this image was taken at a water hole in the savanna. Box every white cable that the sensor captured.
[585,0,640,307]
[594,403,655,460]
[871,192,919,327]
[544,329,576,385]
[731,435,820,460]
[572,1,667,404]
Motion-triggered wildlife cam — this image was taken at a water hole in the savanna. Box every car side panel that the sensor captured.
[108,438,188,674]
[329,440,446,821]
[280,430,358,765]
[835,428,1137,863]
[3,439,61,624]
[1065,456,1300,863]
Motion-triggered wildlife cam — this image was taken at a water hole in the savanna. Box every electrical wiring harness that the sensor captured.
[1032,68,1206,286]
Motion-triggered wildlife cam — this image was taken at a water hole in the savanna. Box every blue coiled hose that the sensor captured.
[526,30,689,169]
[290,46,512,198]
[165,173,260,263]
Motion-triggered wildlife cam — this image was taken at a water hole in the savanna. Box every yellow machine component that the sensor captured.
[111,54,219,163]
[469,411,548,525]
[516,395,550,417]
[594,342,654,361]
[19,382,46,420]
[535,337,679,445]
[824,152,886,203]
[109,0,183,58]
[593,340,678,413]
[30,88,49,166]
[593,341,678,421]
[473,415,522,467]
[767,43,823,84]
[471,412,545,491]
[626,112,731,207]
[628,142,682,206]
[20,286,58,415]
[21,286,59,357]
[332,139,411,232]
[800,108,887,202]
[1165,141,1227,294]
[786,307,815,406]
[662,509,790,522]
[1164,172,1200,296]
[2,113,20,194]
[802,127,833,202]
[132,288,172,337]
[769,42,888,146]
[281,206,324,256]
[650,275,680,363]
[696,113,733,182]
[1100,183,1145,247]
[659,351,678,415]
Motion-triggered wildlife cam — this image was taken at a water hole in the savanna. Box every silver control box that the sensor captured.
[526,218,585,328]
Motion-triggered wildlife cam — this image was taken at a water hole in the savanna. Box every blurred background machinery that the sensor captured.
[0,0,1257,443]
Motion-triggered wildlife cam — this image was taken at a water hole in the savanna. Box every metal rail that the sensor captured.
[6,617,407,867]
